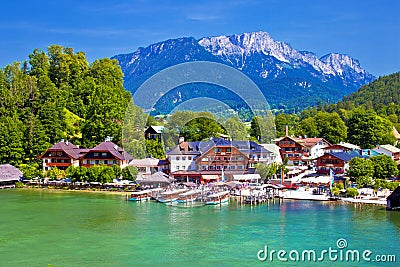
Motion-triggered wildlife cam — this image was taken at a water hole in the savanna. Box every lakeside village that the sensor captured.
[1,125,400,209]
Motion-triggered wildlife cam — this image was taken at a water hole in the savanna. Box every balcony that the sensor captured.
[46,163,72,167]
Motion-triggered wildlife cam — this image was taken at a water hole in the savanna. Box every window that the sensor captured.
[94,153,99,157]
[57,152,62,156]
[214,148,222,153]
[176,156,180,160]
[182,156,186,160]
[95,160,100,164]
[238,165,243,170]
[86,160,90,164]
[226,148,231,153]
[201,158,208,161]
[102,152,107,157]
[104,160,108,164]
[216,166,221,170]
[188,156,192,160]
[230,166,236,170]
[113,160,117,164]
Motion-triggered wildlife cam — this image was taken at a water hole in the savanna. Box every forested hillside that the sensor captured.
[275,72,400,149]
[0,45,132,167]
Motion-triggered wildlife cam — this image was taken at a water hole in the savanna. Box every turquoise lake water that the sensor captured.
[0,189,399,267]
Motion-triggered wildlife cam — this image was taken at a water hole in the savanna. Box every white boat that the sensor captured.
[205,191,230,205]
[157,189,188,203]
[128,190,152,201]
[177,190,202,203]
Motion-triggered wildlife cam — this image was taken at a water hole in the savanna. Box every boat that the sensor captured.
[157,189,188,203]
[177,190,202,203]
[205,191,230,205]
[128,190,153,201]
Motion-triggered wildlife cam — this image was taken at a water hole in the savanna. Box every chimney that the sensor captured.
[61,139,65,142]
[66,140,69,146]
[179,136,184,144]
[285,125,288,137]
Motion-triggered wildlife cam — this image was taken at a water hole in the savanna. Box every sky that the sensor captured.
[0,0,399,76]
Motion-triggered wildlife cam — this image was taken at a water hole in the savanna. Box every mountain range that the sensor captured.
[112,31,375,114]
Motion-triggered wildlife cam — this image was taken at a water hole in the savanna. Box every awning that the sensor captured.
[233,174,261,181]
[202,175,219,180]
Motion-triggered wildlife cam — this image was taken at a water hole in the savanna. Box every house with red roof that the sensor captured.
[38,139,88,172]
[275,136,330,165]
[80,137,133,168]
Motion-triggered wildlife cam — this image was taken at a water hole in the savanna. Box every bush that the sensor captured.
[346,188,359,198]
[15,182,25,188]
[331,187,340,196]
[386,181,400,191]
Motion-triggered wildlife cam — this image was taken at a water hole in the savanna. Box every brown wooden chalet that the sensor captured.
[80,139,133,168]
[275,136,330,165]
[195,138,249,176]
[275,136,304,165]
[38,140,88,172]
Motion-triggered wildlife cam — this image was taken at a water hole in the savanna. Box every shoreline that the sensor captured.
[15,186,128,196]
[283,190,387,206]
[11,187,389,206]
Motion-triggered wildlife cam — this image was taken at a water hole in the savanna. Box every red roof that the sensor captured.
[38,141,87,160]
[83,141,133,161]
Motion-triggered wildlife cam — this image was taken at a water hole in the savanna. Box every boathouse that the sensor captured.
[0,164,22,189]
[387,186,400,210]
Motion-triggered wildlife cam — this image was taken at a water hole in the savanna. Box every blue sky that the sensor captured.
[0,0,398,76]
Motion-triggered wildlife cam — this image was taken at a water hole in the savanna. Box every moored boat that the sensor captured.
[157,189,188,203]
[177,189,202,203]
[128,190,152,201]
[205,191,230,205]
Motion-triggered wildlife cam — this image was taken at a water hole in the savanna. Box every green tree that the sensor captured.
[122,101,147,158]
[275,113,299,137]
[314,111,347,144]
[255,162,278,182]
[145,139,165,159]
[296,117,319,138]
[122,166,139,181]
[249,113,276,143]
[46,167,61,180]
[222,116,248,140]
[370,155,399,180]
[347,108,395,148]
[87,165,103,182]
[347,157,374,187]
[181,116,225,142]
[99,166,115,183]
[0,115,25,165]
[19,163,42,180]
[112,164,122,179]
